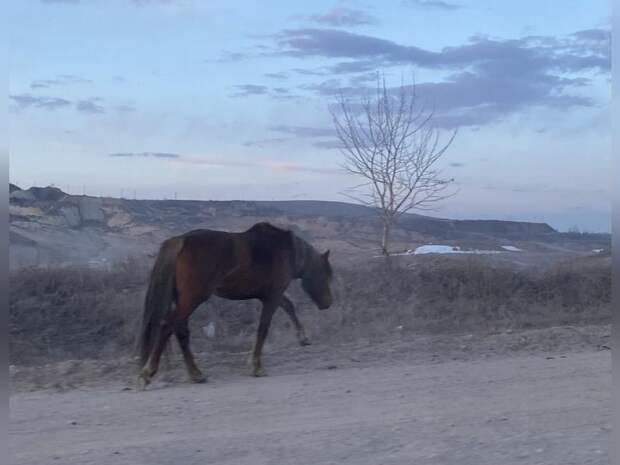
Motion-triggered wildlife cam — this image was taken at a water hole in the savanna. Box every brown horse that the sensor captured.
[138,222,333,387]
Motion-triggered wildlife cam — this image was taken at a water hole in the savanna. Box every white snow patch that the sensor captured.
[592,249,604,253]
[413,245,502,255]
[501,245,522,252]
[372,244,505,258]
[414,245,460,255]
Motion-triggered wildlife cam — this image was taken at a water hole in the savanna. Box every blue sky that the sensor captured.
[8,0,611,231]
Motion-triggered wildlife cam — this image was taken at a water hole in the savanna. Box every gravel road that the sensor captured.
[9,334,610,465]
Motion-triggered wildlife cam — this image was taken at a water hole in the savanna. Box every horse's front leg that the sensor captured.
[175,318,207,383]
[251,297,280,377]
[280,295,311,346]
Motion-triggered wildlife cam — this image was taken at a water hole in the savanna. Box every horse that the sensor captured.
[138,222,333,387]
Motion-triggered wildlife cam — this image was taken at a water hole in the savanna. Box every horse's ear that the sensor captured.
[323,249,330,260]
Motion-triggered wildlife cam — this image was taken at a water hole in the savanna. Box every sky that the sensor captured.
[7,0,611,232]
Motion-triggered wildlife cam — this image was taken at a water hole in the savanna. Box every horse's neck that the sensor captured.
[293,236,314,279]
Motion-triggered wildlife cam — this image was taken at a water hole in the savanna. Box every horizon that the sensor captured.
[8,1,611,233]
[9,181,610,234]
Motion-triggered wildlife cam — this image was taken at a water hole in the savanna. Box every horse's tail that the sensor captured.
[138,236,185,366]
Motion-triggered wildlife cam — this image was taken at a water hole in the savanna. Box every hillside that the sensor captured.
[9,185,607,269]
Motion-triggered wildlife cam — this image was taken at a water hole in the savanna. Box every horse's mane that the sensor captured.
[246,222,319,277]
[246,222,295,265]
[246,222,290,237]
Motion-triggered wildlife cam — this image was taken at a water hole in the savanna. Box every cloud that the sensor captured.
[242,126,338,149]
[10,94,71,110]
[291,68,328,76]
[242,138,288,147]
[108,151,339,174]
[42,0,183,4]
[348,71,380,85]
[328,60,382,74]
[267,27,609,127]
[116,104,137,113]
[76,98,105,114]
[313,140,345,150]
[210,51,249,63]
[10,93,113,116]
[109,152,180,158]
[270,125,335,137]
[231,85,302,100]
[30,74,91,89]
[264,72,289,80]
[178,157,339,174]
[409,71,594,128]
[408,0,463,10]
[31,81,59,89]
[299,78,346,96]
[572,28,610,42]
[272,28,610,72]
[131,0,179,4]
[273,28,425,61]
[231,84,270,97]
[307,7,377,27]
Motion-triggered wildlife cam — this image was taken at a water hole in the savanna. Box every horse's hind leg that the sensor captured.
[175,318,207,383]
[280,295,310,346]
[140,314,176,386]
[141,293,204,386]
[251,298,279,377]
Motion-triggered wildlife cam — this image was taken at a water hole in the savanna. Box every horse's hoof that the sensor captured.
[252,367,267,377]
[191,374,207,384]
[299,338,312,347]
[137,375,151,391]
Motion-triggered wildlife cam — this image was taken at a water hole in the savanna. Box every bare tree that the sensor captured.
[331,74,457,256]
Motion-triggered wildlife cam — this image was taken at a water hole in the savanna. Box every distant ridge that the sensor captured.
[245,200,557,236]
[9,185,609,269]
[9,185,557,236]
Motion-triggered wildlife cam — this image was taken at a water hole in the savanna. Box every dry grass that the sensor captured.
[9,254,611,365]
[9,258,149,364]
[328,255,611,338]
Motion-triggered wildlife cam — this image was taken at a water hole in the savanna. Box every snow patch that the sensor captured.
[373,244,508,258]
[414,245,460,255]
[413,245,502,255]
[501,245,522,252]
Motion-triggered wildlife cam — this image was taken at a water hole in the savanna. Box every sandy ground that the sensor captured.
[9,327,611,465]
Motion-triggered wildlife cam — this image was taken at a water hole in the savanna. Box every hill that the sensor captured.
[9,185,607,269]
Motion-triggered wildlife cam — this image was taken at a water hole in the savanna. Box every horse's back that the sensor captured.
[245,222,294,264]
[173,223,294,273]
[174,228,238,270]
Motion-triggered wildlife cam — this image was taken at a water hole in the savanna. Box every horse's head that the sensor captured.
[301,249,333,310]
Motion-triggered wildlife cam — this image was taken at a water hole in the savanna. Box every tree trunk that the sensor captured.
[381,220,391,256]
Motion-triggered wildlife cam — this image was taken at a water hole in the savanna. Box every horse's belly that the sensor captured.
[214,275,266,300]
[214,287,260,300]
[213,265,283,301]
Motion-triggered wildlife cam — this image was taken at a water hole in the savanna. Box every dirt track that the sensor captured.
[9,328,610,465]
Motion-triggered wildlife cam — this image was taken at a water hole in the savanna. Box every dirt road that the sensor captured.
[10,333,610,465]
